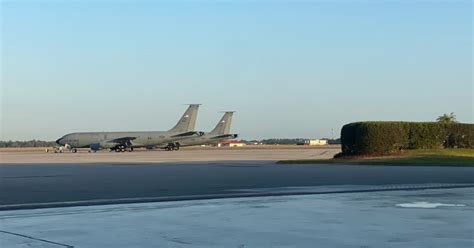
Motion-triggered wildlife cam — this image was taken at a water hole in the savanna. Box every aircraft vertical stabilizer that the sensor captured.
[209,112,234,135]
[168,104,200,133]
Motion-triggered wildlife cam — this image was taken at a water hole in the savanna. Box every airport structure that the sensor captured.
[217,140,246,147]
[54,105,238,153]
[305,139,328,146]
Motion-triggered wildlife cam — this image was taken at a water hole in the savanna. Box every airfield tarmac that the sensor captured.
[1,146,474,210]
[1,147,473,247]
[2,188,473,248]
[0,146,339,164]
[1,160,474,209]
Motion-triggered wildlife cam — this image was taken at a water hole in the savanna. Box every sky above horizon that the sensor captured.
[1,0,472,140]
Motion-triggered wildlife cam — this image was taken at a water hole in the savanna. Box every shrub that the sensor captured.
[404,122,446,149]
[341,122,360,154]
[340,122,474,155]
[341,122,409,154]
[444,123,474,148]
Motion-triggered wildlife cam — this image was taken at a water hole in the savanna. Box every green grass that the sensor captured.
[278,149,474,166]
[404,148,474,157]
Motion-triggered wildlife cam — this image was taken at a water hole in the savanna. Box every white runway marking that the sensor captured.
[396,202,466,208]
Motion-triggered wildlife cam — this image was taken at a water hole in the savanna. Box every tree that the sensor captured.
[436,112,458,124]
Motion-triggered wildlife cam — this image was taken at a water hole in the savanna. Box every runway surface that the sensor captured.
[2,188,473,247]
[1,161,474,209]
[0,147,339,163]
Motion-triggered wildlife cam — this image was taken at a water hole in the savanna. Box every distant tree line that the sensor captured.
[240,138,341,145]
[0,140,56,148]
[260,138,307,145]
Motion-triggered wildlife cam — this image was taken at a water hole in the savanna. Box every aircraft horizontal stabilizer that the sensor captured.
[171,131,205,138]
[210,134,238,139]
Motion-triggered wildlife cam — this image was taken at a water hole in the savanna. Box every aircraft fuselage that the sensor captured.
[56,131,195,150]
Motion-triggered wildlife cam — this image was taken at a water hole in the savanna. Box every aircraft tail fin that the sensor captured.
[209,111,234,135]
[168,104,200,133]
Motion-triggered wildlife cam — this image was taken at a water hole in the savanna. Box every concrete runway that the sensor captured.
[1,161,474,209]
[2,188,473,248]
[0,147,339,163]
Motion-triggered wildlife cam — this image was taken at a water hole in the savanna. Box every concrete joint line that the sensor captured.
[0,230,74,248]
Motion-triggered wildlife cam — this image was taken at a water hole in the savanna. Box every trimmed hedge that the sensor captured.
[445,123,474,148]
[405,122,446,149]
[341,122,474,155]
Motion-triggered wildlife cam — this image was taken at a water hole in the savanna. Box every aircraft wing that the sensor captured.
[171,131,205,138]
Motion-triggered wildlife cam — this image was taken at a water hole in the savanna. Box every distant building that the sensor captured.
[305,139,328,146]
[218,140,246,148]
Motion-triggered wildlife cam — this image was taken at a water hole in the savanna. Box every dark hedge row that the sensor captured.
[341,122,474,155]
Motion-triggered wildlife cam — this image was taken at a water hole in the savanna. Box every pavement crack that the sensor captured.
[2,175,72,179]
[0,230,74,247]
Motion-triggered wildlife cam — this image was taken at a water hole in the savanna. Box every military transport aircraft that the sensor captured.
[54,104,203,152]
[160,111,238,150]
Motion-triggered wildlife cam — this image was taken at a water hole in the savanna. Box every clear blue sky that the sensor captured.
[1,0,472,140]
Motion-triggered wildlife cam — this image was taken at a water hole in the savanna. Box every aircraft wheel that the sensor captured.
[72,148,77,153]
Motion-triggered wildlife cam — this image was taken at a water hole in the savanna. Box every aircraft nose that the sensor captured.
[56,138,63,145]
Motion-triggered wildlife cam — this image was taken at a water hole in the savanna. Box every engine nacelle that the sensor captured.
[90,142,118,150]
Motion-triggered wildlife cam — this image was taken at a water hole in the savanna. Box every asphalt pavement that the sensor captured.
[1,161,474,209]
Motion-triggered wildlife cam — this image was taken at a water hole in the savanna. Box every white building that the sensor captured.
[305,139,328,146]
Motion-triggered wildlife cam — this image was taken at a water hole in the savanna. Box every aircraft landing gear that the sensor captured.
[165,142,180,151]
[112,145,133,152]
[72,148,77,153]
[165,143,174,151]
[174,142,180,151]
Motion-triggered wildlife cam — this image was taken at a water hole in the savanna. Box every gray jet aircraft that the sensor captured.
[160,111,238,150]
[55,104,203,152]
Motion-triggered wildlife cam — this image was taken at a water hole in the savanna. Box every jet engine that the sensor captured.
[90,142,117,150]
